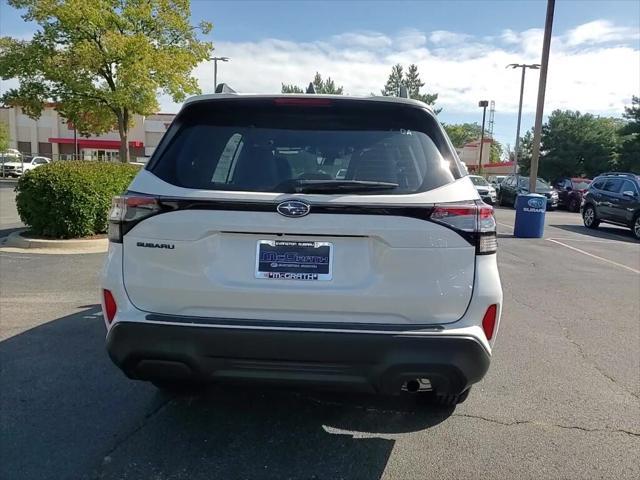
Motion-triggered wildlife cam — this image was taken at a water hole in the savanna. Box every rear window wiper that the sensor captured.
[277,179,399,194]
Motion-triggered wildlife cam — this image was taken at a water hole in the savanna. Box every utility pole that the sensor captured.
[529,0,555,193]
[507,63,540,175]
[211,56,230,91]
[478,100,489,175]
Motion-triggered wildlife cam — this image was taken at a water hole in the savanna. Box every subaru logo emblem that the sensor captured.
[277,200,310,218]
[527,197,545,209]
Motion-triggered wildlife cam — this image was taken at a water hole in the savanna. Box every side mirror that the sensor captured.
[622,190,636,198]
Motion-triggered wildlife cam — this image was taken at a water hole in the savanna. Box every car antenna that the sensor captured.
[399,85,409,98]
[215,83,237,94]
[306,82,316,94]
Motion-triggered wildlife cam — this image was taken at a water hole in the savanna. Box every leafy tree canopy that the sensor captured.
[0,0,213,162]
[281,72,344,94]
[442,123,482,148]
[617,95,640,173]
[517,110,623,179]
[0,121,9,152]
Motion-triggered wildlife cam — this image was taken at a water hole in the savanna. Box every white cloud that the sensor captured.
[565,20,639,47]
[172,20,638,118]
[428,30,471,45]
[5,19,638,122]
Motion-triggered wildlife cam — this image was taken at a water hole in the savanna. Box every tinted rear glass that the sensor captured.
[469,176,489,186]
[571,180,591,190]
[149,99,463,194]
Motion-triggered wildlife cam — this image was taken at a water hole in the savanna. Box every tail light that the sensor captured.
[430,202,497,254]
[108,195,161,242]
[482,304,498,340]
[273,98,333,107]
[103,289,117,324]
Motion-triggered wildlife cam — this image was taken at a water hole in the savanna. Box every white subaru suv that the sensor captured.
[101,94,502,406]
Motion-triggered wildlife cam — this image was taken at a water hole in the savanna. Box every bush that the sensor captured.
[15,161,140,239]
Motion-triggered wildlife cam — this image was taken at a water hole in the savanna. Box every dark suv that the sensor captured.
[498,175,558,209]
[581,172,640,240]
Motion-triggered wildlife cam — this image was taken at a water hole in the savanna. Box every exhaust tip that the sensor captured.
[401,378,432,393]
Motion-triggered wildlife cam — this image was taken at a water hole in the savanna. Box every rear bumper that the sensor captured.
[106,320,491,395]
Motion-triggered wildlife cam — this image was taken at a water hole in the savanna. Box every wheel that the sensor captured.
[569,198,580,212]
[582,205,599,229]
[431,387,471,407]
[632,214,640,240]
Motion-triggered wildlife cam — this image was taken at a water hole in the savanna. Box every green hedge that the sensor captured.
[15,161,140,239]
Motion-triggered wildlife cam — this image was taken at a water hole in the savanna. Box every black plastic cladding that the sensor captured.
[113,194,495,251]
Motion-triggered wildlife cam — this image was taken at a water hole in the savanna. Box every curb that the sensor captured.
[1,230,108,254]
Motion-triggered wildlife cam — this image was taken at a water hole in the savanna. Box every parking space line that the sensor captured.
[547,237,626,244]
[497,222,514,231]
[547,238,640,274]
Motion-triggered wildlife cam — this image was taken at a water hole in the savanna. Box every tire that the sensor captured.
[431,387,471,407]
[632,214,640,241]
[582,205,599,229]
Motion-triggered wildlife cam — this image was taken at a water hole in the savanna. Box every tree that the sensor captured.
[281,72,344,94]
[617,96,640,173]
[490,141,503,163]
[533,110,621,179]
[442,123,482,148]
[0,0,212,162]
[0,121,9,152]
[281,84,304,94]
[517,129,534,175]
[381,64,404,97]
[381,63,439,112]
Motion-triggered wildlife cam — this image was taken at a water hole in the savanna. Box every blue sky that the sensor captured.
[1,0,639,151]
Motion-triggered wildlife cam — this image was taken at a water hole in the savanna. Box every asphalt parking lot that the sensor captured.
[1,198,638,479]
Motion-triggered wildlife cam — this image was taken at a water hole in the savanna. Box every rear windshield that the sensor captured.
[571,180,591,190]
[148,98,463,194]
[519,177,550,189]
[469,176,489,186]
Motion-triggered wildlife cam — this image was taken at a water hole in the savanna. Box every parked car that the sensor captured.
[488,175,507,193]
[469,175,497,204]
[498,175,558,209]
[101,93,503,406]
[581,172,640,240]
[0,155,50,177]
[553,177,592,212]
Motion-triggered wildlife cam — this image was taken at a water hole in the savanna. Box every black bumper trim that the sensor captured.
[107,321,491,395]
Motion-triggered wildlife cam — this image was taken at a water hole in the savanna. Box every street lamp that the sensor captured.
[506,63,540,175]
[210,56,230,91]
[478,100,489,175]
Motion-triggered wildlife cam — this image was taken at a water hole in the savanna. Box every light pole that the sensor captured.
[529,0,555,194]
[210,56,230,91]
[506,63,540,175]
[478,100,489,175]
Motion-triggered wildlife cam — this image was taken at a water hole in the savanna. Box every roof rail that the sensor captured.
[306,82,316,94]
[399,85,409,98]
[215,83,237,94]
[599,172,638,178]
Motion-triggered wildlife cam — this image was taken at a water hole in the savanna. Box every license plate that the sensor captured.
[255,240,333,281]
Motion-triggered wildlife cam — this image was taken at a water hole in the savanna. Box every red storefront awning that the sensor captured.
[48,138,144,149]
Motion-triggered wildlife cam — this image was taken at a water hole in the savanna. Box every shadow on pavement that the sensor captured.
[550,223,637,243]
[0,306,453,480]
[0,226,23,238]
